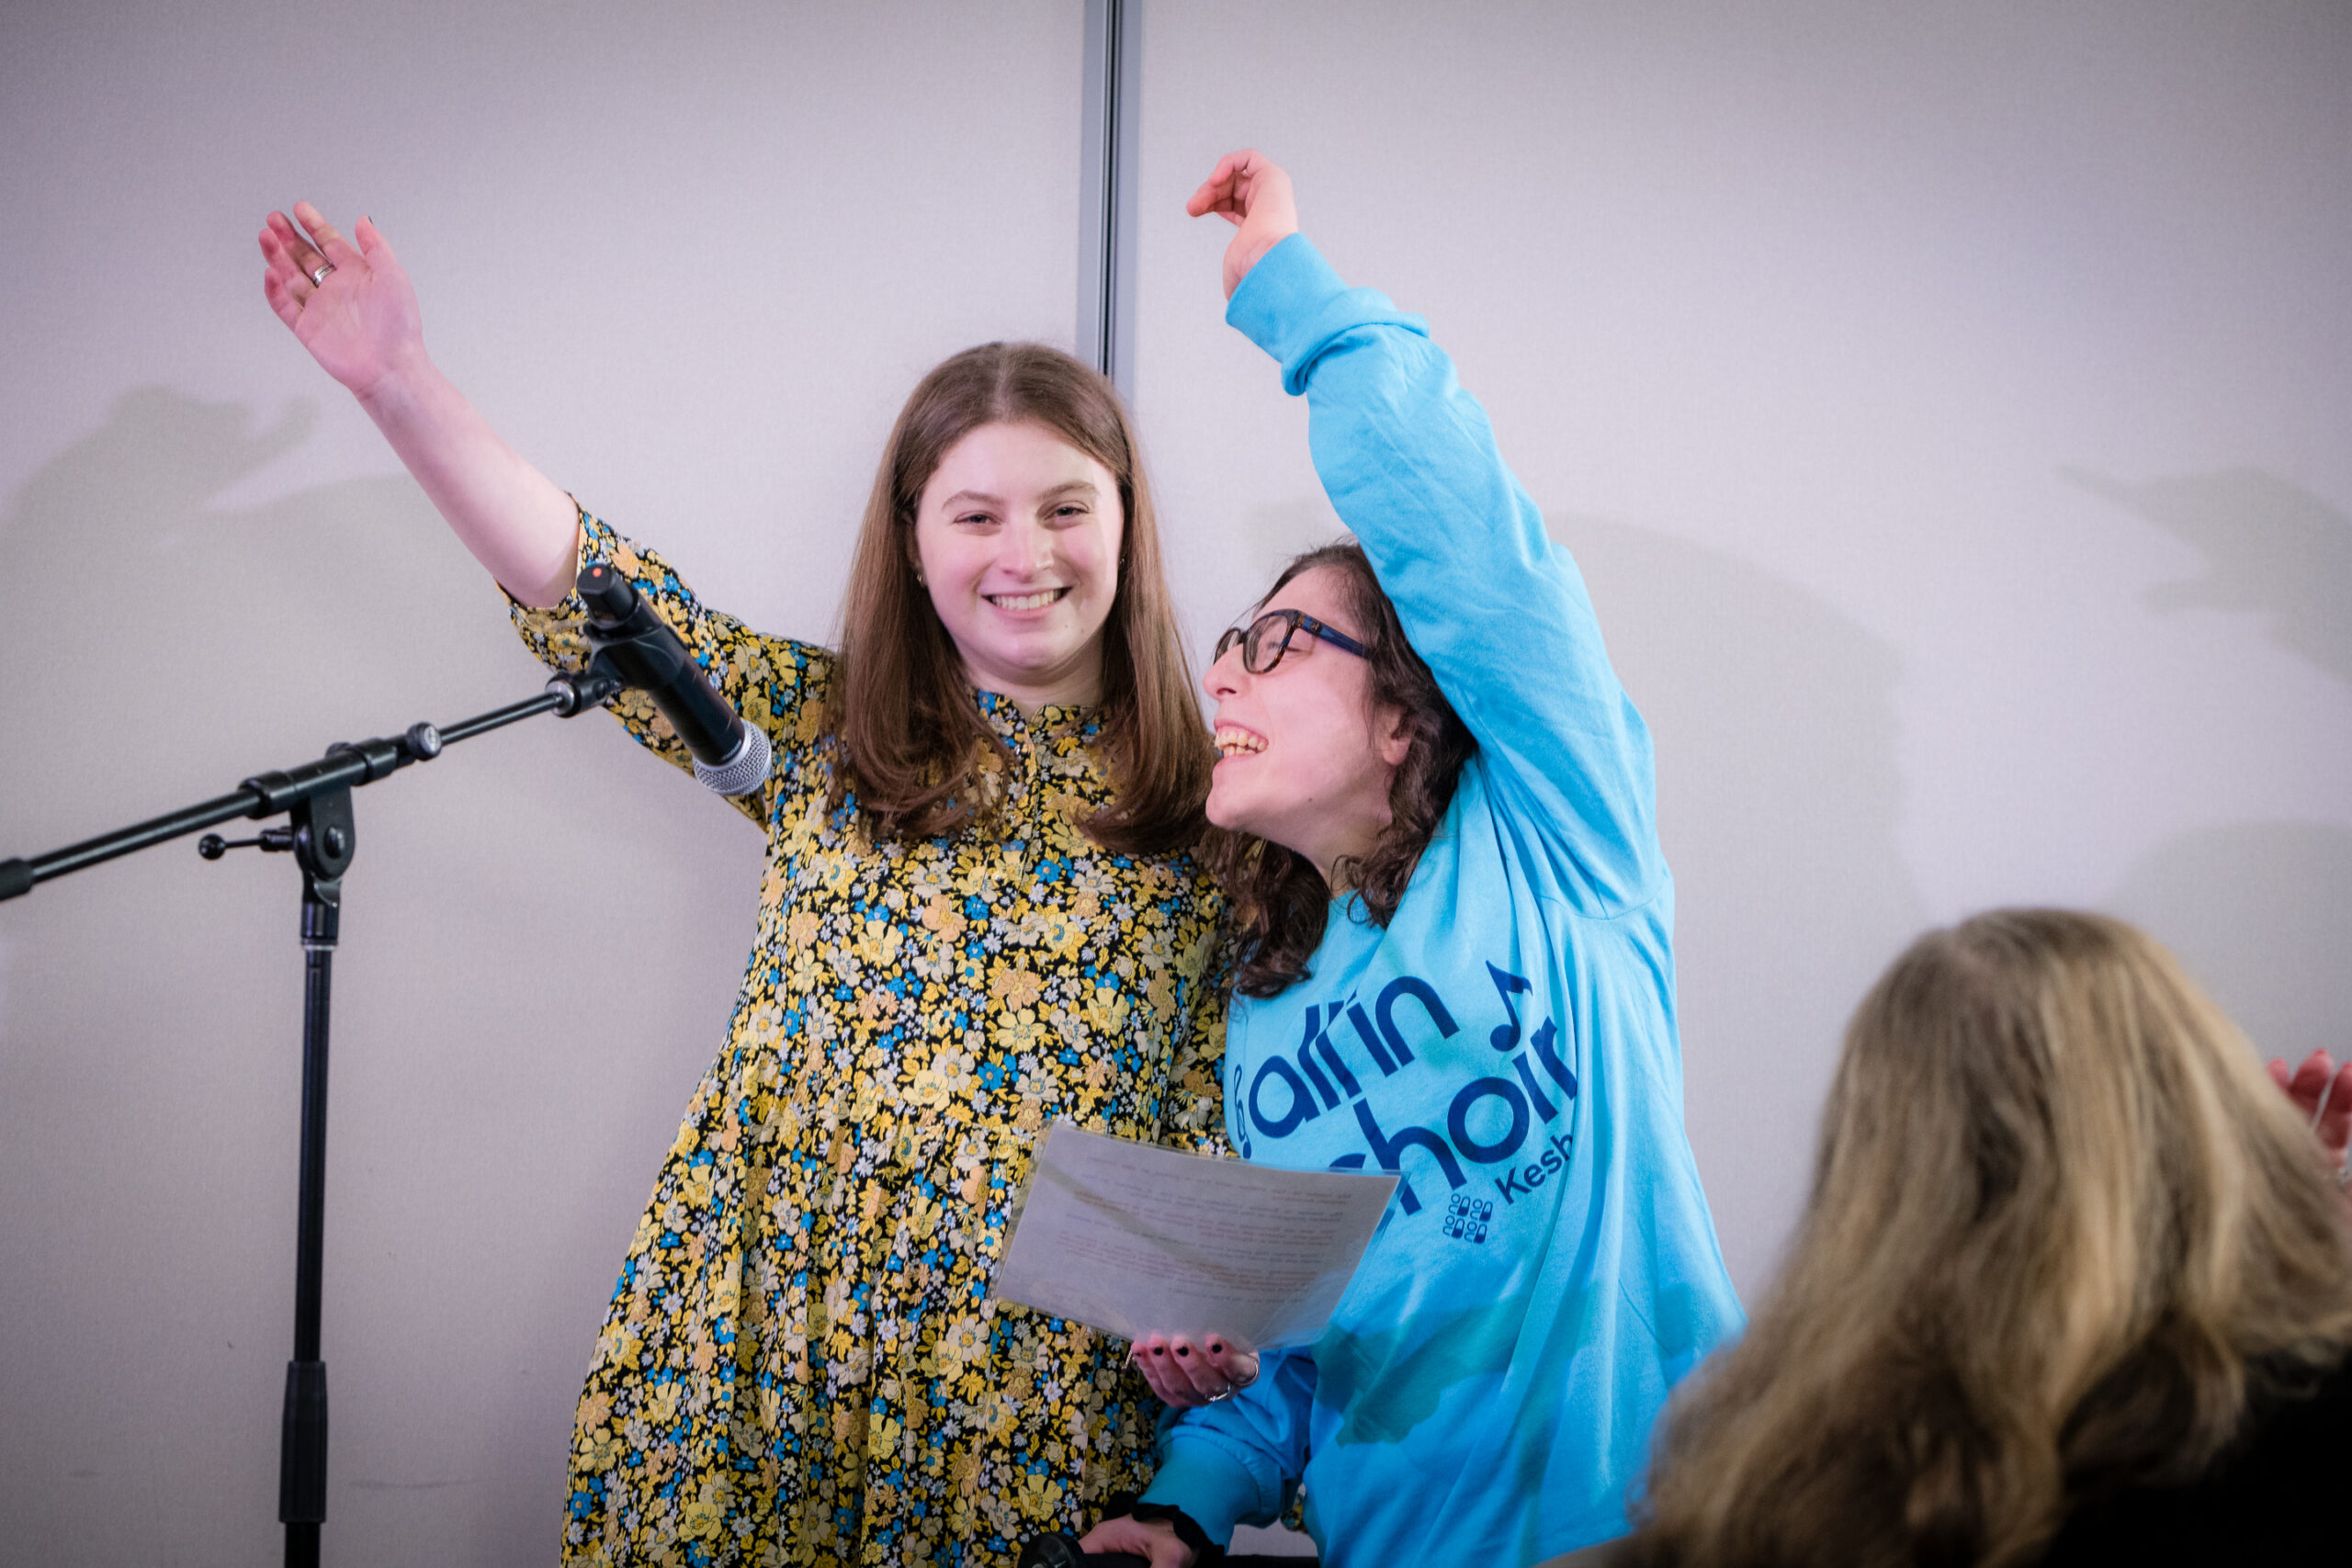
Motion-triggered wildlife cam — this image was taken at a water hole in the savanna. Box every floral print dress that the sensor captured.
[514,513,1230,1568]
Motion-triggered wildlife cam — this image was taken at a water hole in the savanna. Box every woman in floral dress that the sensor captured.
[258,203,1228,1566]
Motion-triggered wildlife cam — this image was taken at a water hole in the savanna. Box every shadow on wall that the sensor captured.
[2064,464,2352,684]
[1547,514,1928,1297]
[0,388,756,1562]
[2107,823,2352,1066]
[2065,465,2352,1069]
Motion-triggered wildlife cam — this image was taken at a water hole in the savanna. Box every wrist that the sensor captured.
[351,340,444,421]
[1227,226,1299,299]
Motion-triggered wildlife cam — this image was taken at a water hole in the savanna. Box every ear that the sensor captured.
[1376,705,1414,770]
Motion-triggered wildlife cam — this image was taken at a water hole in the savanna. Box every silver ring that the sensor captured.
[308,261,334,288]
[1206,1385,1235,1404]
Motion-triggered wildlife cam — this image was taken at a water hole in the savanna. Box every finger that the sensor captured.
[2290,1049,2335,1098]
[292,200,365,273]
[261,225,311,294]
[1168,1337,1229,1400]
[261,266,303,331]
[258,225,298,284]
[2268,1058,2294,1091]
[1186,149,1258,218]
[268,209,331,281]
[2319,1061,2352,1156]
[2279,1051,2335,1122]
[1203,1344,1261,1389]
[1133,1337,1193,1404]
[1184,151,1241,215]
[1185,174,1235,220]
[353,213,396,268]
[1084,1518,1193,1568]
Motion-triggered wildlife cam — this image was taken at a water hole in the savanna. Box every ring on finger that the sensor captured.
[1207,1384,1235,1403]
[308,261,334,288]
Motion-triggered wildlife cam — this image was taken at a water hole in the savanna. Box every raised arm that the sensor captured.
[259,203,580,607]
[1191,153,1664,910]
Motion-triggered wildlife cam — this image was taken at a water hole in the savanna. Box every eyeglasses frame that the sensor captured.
[1214,608,1372,674]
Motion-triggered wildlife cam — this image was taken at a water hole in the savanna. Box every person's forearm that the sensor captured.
[356,346,582,608]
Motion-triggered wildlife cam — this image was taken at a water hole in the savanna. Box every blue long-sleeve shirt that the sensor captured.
[1139,235,1743,1567]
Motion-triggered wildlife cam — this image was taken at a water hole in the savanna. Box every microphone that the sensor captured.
[573,561,773,797]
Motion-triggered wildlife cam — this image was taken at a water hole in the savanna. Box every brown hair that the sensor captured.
[1633,909,2352,1568]
[1207,542,1474,996]
[825,343,1211,854]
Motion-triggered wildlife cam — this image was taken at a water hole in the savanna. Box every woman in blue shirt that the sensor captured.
[1087,152,1744,1568]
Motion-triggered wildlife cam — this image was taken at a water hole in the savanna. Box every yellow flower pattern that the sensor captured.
[514,513,1229,1567]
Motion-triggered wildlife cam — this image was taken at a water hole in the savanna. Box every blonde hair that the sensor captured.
[1635,909,2352,1568]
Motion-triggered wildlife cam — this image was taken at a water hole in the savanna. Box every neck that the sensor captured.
[1307,821,1385,893]
[966,646,1105,715]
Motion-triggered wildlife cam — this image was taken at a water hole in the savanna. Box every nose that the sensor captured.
[1001,513,1050,578]
[1204,642,1245,700]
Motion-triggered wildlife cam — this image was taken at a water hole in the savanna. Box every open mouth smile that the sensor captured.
[987,588,1069,612]
[1215,726,1267,759]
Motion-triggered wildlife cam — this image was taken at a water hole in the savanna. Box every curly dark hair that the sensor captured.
[1206,542,1475,997]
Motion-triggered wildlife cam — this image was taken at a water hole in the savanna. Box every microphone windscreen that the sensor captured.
[691,720,773,798]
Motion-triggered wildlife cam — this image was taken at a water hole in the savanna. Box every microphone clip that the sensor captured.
[568,561,773,797]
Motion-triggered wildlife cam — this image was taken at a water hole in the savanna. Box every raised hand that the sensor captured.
[1185,149,1300,300]
[259,202,423,404]
[254,200,578,606]
[2268,1049,2352,1168]
[1127,1331,1260,1410]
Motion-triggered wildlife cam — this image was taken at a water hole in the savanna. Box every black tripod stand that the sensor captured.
[0,663,620,1567]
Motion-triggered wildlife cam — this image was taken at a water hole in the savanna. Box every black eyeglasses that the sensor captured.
[1213,608,1371,674]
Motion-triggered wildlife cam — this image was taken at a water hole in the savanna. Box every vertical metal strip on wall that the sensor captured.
[1079,0,1140,403]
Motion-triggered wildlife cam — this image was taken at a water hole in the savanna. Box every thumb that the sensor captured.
[353,214,403,277]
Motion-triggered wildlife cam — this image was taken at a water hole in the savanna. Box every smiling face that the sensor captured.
[912,420,1125,710]
[1204,564,1411,885]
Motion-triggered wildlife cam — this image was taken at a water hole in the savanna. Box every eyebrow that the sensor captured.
[938,480,1101,510]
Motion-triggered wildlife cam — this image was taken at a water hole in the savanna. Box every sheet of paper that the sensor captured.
[991,1122,1398,1350]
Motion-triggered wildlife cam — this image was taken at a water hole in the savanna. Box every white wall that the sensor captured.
[4,3,2348,1563]
[1127,0,2352,1293]
[0,3,1081,1562]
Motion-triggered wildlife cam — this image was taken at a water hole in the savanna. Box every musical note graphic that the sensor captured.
[1487,962,1532,1051]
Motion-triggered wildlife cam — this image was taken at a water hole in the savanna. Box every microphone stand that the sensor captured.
[0,663,624,1568]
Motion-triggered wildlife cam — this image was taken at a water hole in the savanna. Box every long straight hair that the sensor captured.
[826,343,1210,854]
[1634,909,2352,1568]
[1207,542,1473,995]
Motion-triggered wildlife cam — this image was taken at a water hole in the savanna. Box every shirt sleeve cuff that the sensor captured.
[503,502,609,621]
[1225,231,1428,396]
[1139,1433,1281,1547]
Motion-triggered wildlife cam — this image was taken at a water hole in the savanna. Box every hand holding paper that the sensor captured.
[1129,1331,1258,1409]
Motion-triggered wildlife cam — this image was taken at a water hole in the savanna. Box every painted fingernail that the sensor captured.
[1175,1345,1191,1359]
[1150,1346,1164,1358]
[1208,1340,1225,1354]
